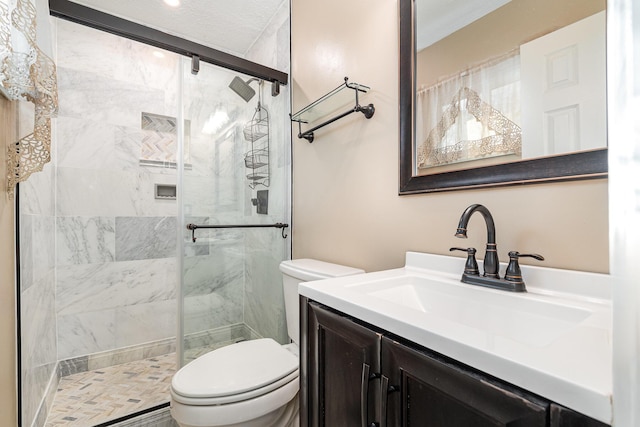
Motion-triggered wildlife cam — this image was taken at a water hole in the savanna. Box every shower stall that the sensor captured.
[17,3,291,426]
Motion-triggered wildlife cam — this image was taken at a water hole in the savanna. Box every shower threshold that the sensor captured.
[44,353,176,426]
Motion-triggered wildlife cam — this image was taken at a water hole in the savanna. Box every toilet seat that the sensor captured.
[170,376,299,427]
[171,338,299,406]
[171,370,299,406]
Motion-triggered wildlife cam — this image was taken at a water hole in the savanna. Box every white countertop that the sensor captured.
[299,252,612,424]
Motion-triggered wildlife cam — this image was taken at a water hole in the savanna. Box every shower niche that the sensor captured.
[244,103,270,189]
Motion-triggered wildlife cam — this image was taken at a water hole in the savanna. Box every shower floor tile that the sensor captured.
[45,353,176,426]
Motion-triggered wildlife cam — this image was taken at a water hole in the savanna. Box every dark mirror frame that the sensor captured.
[398,0,608,195]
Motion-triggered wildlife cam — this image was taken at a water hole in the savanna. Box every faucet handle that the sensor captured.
[504,251,545,283]
[450,247,480,276]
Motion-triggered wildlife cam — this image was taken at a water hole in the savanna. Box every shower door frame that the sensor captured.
[48,0,288,87]
[14,2,290,426]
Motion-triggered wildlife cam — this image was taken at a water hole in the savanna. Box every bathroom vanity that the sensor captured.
[298,252,611,426]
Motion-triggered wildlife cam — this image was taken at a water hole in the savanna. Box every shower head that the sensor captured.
[229,77,257,102]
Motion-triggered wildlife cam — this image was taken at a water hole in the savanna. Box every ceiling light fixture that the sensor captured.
[164,0,180,7]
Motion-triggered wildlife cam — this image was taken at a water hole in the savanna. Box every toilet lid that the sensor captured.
[172,338,298,399]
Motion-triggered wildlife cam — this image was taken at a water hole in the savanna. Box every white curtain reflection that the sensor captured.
[416,50,521,168]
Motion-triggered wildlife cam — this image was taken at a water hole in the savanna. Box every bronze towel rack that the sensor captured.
[186,222,289,242]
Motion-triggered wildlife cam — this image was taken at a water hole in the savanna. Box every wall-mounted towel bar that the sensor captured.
[186,222,289,242]
[290,77,374,143]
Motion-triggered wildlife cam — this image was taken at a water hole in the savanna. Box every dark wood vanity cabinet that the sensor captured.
[381,335,547,426]
[301,299,609,427]
[305,300,381,426]
[549,404,609,427]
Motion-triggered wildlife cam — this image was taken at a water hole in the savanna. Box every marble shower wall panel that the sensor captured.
[115,217,177,261]
[181,71,246,221]
[56,168,177,218]
[19,162,56,293]
[57,67,166,129]
[181,60,251,343]
[115,299,176,349]
[240,0,291,345]
[182,162,241,219]
[21,273,58,427]
[56,116,143,173]
[19,215,34,292]
[182,248,244,335]
[243,229,288,344]
[18,157,56,217]
[57,258,177,317]
[56,258,177,359]
[244,0,290,222]
[53,17,184,362]
[56,116,118,170]
[56,216,115,266]
[19,160,57,427]
[56,309,116,361]
[55,19,180,116]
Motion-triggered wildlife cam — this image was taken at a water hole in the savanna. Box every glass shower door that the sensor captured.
[178,58,290,366]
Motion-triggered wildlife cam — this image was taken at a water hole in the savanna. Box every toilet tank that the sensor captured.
[279,259,364,345]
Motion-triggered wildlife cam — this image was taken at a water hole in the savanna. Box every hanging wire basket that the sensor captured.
[243,103,270,189]
[244,148,269,169]
[243,110,269,142]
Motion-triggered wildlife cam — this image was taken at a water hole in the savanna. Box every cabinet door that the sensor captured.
[381,337,548,427]
[550,404,609,427]
[306,302,381,427]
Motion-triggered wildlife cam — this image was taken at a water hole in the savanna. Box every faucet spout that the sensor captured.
[455,204,499,278]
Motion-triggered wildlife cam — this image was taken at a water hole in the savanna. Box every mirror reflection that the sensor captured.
[415,0,606,175]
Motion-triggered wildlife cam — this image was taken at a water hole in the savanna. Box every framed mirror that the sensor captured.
[399,0,608,194]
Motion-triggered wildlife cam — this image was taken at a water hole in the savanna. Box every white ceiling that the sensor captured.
[416,0,512,51]
[68,0,286,57]
[67,0,508,56]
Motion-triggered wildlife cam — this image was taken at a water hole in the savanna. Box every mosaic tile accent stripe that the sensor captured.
[140,112,190,164]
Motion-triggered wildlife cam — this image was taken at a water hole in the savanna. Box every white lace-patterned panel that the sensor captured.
[1,0,58,197]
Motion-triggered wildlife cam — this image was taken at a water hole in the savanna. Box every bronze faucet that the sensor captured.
[454,204,499,278]
[451,204,544,292]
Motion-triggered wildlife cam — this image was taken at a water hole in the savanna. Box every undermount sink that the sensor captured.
[349,275,591,347]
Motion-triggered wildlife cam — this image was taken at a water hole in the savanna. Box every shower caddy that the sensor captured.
[244,102,270,188]
[290,76,374,143]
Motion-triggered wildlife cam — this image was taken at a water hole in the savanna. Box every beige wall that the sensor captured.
[290,0,608,274]
[0,95,17,425]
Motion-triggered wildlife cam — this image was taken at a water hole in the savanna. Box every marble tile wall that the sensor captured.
[54,18,182,365]
[244,229,289,344]
[242,1,292,345]
[19,152,58,426]
[52,15,293,364]
[179,48,257,354]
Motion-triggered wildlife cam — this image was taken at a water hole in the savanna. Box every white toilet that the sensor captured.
[170,259,364,427]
